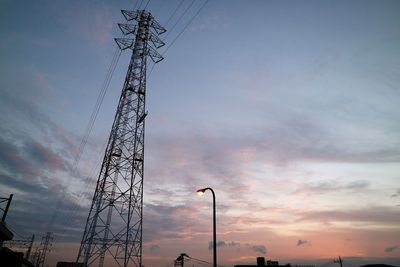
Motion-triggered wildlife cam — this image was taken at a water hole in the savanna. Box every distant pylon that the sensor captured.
[31,247,39,265]
[77,9,165,267]
[37,232,53,267]
[334,256,343,267]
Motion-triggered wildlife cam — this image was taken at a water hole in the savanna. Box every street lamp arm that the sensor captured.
[196,187,217,267]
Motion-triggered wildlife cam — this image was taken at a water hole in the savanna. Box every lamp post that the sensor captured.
[196,187,216,267]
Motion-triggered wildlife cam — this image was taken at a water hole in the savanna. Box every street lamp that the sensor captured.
[196,187,217,267]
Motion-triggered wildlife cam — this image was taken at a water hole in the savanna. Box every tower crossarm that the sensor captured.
[115,36,164,62]
[115,38,134,50]
[149,32,165,48]
[121,9,166,34]
[118,23,137,35]
[121,10,140,22]
[149,18,166,35]
[147,46,164,63]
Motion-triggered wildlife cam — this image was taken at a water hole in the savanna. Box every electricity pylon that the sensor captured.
[37,232,53,267]
[77,9,165,267]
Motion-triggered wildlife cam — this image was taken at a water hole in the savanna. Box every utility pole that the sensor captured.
[334,256,343,267]
[26,234,35,261]
[77,8,165,267]
[175,253,189,267]
[0,194,14,251]
[37,232,53,267]
[1,194,13,222]
[31,247,39,266]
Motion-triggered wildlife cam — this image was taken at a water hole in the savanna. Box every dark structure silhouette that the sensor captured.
[0,247,35,267]
[334,256,343,267]
[175,253,189,267]
[36,232,53,267]
[0,194,14,249]
[57,262,85,267]
[235,257,294,267]
[76,8,165,267]
[0,194,36,267]
[3,234,35,261]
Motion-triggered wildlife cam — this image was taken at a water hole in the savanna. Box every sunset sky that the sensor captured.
[0,0,399,266]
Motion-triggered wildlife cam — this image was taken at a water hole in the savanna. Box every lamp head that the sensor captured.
[196,188,206,196]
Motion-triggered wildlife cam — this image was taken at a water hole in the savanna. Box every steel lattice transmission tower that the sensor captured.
[77,9,165,267]
[37,232,53,267]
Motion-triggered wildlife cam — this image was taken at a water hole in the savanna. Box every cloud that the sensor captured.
[228,241,241,247]
[0,137,37,177]
[146,113,400,200]
[142,203,206,242]
[297,207,400,225]
[145,130,256,198]
[229,184,252,193]
[0,172,87,242]
[150,244,161,253]
[292,180,369,196]
[297,239,309,246]
[0,61,101,243]
[391,189,400,198]
[0,85,87,244]
[0,66,81,162]
[0,135,71,179]
[205,241,267,255]
[209,241,227,250]
[23,138,70,172]
[385,245,399,253]
[208,241,241,250]
[249,245,267,254]
[189,13,231,32]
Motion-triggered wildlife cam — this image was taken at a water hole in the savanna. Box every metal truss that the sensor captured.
[37,232,53,267]
[77,9,165,267]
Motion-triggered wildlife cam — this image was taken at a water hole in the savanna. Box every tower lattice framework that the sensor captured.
[37,232,53,267]
[77,9,165,267]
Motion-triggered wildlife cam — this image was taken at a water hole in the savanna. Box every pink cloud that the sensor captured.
[297,207,400,225]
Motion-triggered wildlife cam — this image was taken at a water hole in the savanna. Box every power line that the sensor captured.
[187,255,228,267]
[133,0,140,10]
[147,0,210,78]
[137,0,145,9]
[164,0,186,27]
[72,47,121,173]
[163,0,209,54]
[186,258,211,266]
[143,0,151,10]
[7,224,27,239]
[47,47,122,231]
[164,0,196,39]
[54,126,112,231]
[70,48,120,172]
[60,137,109,227]
[147,0,189,78]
